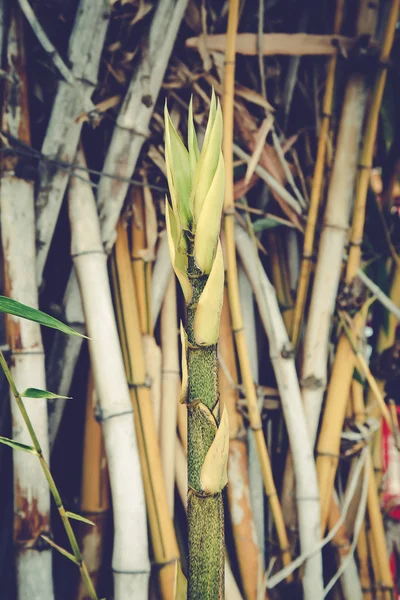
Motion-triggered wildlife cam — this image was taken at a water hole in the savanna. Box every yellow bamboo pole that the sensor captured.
[77,372,111,600]
[357,524,373,600]
[291,0,345,347]
[368,528,384,600]
[112,222,179,599]
[131,188,153,335]
[223,0,292,573]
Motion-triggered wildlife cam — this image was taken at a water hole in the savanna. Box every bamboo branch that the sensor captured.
[35,0,111,284]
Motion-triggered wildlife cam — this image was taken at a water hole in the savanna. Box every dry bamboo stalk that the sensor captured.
[235,224,323,597]
[112,222,179,599]
[35,0,110,284]
[174,439,245,600]
[68,153,150,599]
[160,274,179,515]
[186,32,372,56]
[366,458,393,600]
[267,231,293,334]
[151,232,173,326]
[357,523,373,600]
[97,0,189,251]
[223,0,293,579]
[301,0,378,447]
[77,373,110,600]
[291,0,344,347]
[220,290,264,600]
[1,12,54,599]
[368,528,384,600]
[238,264,265,564]
[328,493,363,600]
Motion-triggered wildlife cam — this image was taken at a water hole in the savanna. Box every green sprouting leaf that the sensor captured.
[21,388,72,400]
[0,296,86,338]
[0,436,38,455]
[41,535,79,565]
[252,217,282,232]
[66,511,95,526]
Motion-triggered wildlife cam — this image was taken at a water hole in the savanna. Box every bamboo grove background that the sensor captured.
[1,0,400,598]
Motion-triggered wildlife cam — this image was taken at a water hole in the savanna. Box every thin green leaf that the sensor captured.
[0,436,38,455]
[41,535,79,564]
[0,296,86,338]
[21,388,72,400]
[252,217,282,232]
[66,511,95,527]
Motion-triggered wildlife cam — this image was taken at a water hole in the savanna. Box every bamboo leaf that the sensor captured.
[200,406,229,494]
[173,560,188,600]
[194,152,225,273]
[165,201,192,303]
[66,511,95,526]
[252,217,282,232]
[194,241,224,345]
[0,296,86,338]
[188,96,199,180]
[21,388,72,400]
[0,436,38,455]
[40,535,79,564]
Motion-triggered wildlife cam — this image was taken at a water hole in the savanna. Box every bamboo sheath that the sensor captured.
[223,0,293,581]
[220,291,264,600]
[77,373,110,600]
[69,155,150,599]
[291,0,344,347]
[1,12,53,598]
[301,0,379,448]
[112,222,179,599]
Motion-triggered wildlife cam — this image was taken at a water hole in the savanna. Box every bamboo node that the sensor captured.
[301,375,324,390]
[93,405,134,423]
[127,376,151,389]
[281,342,294,359]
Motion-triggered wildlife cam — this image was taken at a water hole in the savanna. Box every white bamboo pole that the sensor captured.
[300,1,378,447]
[238,264,265,565]
[68,152,150,599]
[1,11,53,599]
[35,0,111,284]
[160,275,179,515]
[235,224,323,599]
[97,0,189,251]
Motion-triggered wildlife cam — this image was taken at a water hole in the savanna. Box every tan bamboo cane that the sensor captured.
[368,528,384,600]
[357,523,373,600]
[220,291,264,600]
[112,222,179,599]
[69,151,150,599]
[76,373,111,600]
[267,232,293,333]
[291,0,344,347]
[222,0,292,577]
[301,0,379,447]
[0,11,54,598]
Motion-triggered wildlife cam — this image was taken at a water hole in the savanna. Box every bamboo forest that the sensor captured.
[1,0,400,599]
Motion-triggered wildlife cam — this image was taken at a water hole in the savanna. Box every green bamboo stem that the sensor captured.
[186,250,224,599]
[0,351,98,600]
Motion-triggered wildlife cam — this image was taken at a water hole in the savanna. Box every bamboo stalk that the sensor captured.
[235,224,323,597]
[291,0,344,347]
[76,373,111,600]
[1,12,54,598]
[220,290,264,600]
[368,528,384,600]
[357,523,373,600]
[301,0,379,447]
[35,0,111,284]
[69,152,150,599]
[112,222,179,599]
[160,274,179,515]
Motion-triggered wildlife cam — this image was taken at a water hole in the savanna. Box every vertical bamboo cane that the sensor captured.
[69,152,150,600]
[1,11,54,599]
[357,524,373,600]
[222,0,292,578]
[76,373,110,600]
[112,222,179,599]
[291,0,344,347]
[220,291,264,600]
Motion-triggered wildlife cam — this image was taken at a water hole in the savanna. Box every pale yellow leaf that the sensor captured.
[200,406,229,494]
[173,560,188,600]
[194,241,224,345]
[165,201,192,303]
[244,114,274,185]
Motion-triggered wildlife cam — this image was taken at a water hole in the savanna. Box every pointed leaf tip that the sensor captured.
[200,406,229,494]
[21,388,72,400]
